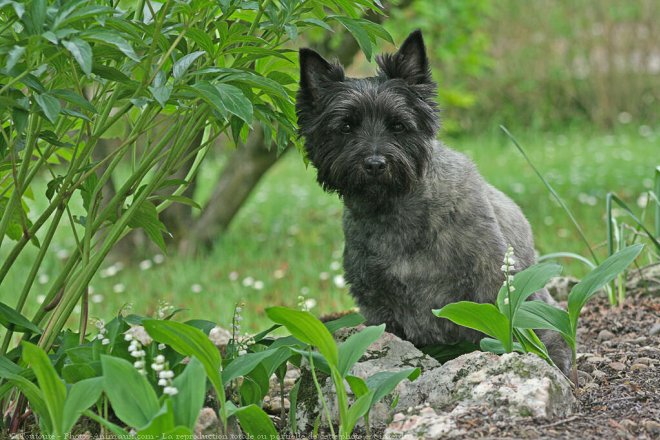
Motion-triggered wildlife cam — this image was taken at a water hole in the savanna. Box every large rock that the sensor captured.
[295,330,576,435]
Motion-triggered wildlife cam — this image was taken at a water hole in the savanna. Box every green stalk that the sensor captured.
[501,126,599,265]
[308,352,336,440]
[332,368,350,439]
[0,205,65,355]
[655,166,660,238]
[0,114,41,249]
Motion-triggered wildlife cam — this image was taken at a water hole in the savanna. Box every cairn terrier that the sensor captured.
[296,30,571,373]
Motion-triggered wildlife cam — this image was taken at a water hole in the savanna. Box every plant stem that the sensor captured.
[308,352,336,440]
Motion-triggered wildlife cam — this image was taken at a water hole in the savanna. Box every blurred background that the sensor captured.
[5,0,659,331]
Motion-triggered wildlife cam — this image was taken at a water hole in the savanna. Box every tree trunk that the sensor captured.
[179,128,282,253]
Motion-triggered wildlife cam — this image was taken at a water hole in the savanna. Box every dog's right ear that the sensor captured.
[299,48,344,100]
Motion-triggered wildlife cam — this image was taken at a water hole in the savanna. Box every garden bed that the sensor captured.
[444,293,659,439]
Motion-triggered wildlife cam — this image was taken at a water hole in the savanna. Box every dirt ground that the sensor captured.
[449,293,660,439]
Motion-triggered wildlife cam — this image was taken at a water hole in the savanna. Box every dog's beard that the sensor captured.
[316,144,427,203]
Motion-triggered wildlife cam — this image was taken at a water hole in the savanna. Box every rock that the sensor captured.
[586,356,608,364]
[592,369,607,381]
[631,363,648,371]
[644,419,660,435]
[577,370,593,386]
[635,357,654,365]
[195,407,219,438]
[545,276,579,300]
[626,263,660,296]
[650,323,660,337]
[385,405,465,439]
[597,329,615,341]
[608,362,626,371]
[296,330,575,434]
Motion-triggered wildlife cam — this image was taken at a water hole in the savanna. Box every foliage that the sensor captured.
[0,0,390,356]
[0,307,416,437]
[434,244,643,383]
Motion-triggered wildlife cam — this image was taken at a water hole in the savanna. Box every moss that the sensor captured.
[296,367,329,422]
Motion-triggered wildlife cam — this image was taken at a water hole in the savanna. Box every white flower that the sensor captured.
[134,361,145,369]
[330,261,341,271]
[36,295,46,304]
[300,287,310,295]
[158,343,166,350]
[229,271,239,281]
[273,269,285,279]
[126,325,153,346]
[113,283,126,293]
[155,355,165,363]
[304,299,317,310]
[209,327,232,347]
[191,283,203,293]
[242,277,254,287]
[238,349,247,356]
[101,338,110,345]
[163,386,178,396]
[139,259,153,271]
[124,333,134,342]
[319,272,330,281]
[333,275,346,288]
[253,280,264,290]
[91,294,104,304]
[38,274,49,285]
[158,378,167,386]
[503,298,510,305]
[151,363,164,371]
[131,350,146,358]
[159,370,174,379]
[153,254,165,264]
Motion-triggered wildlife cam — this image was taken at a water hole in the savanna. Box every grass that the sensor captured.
[1,125,657,335]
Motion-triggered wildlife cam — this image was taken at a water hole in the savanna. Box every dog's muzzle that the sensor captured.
[363,155,386,176]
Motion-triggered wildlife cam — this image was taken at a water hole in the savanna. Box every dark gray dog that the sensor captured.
[296,30,571,373]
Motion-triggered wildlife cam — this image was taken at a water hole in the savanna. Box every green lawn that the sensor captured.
[2,126,657,334]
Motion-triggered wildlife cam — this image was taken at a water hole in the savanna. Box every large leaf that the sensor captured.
[365,368,420,405]
[142,319,224,401]
[496,262,562,320]
[171,357,206,429]
[337,325,384,377]
[514,301,573,346]
[173,51,205,79]
[332,16,373,60]
[62,377,103,433]
[568,244,644,331]
[127,200,168,253]
[34,94,61,123]
[222,346,290,383]
[22,342,66,435]
[266,307,338,367]
[433,302,512,352]
[101,355,160,429]
[344,390,375,435]
[226,402,279,440]
[325,312,365,333]
[62,38,93,75]
[84,29,140,61]
[191,81,253,124]
[0,301,41,333]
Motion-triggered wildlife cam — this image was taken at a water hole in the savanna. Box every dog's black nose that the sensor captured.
[364,156,386,176]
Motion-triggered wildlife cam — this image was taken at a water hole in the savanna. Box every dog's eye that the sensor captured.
[340,123,352,134]
[391,122,405,133]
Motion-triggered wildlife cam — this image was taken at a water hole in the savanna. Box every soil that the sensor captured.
[448,293,660,439]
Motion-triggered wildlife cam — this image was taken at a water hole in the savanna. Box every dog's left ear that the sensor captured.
[377,30,432,85]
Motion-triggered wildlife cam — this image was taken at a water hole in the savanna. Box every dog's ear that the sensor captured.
[377,30,432,85]
[299,48,344,99]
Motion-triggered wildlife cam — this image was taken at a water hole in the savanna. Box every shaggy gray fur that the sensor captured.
[296,30,571,373]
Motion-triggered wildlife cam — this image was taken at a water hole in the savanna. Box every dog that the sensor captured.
[296,30,571,373]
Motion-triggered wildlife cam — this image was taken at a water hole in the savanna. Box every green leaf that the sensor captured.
[138,400,176,437]
[83,409,131,437]
[346,375,369,397]
[148,84,172,108]
[0,369,51,433]
[226,402,279,439]
[0,301,42,333]
[191,82,253,124]
[34,94,61,124]
[62,377,103,433]
[62,38,93,75]
[127,200,169,253]
[568,244,644,331]
[433,302,512,352]
[337,325,384,377]
[142,319,224,403]
[364,368,420,406]
[173,51,205,79]
[332,16,373,60]
[22,342,66,435]
[101,355,160,429]
[51,89,97,113]
[514,301,573,346]
[496,263,562,320]
[480,338,524,354]
[345,390,375,434]
[83,29,140,61]
[420,341,479,364]
[222,347,290,383]
[266,307,339,367]
[5,45,25,72]
[324,312,365,333]
[171,357,206,429]
[26,0,45,34]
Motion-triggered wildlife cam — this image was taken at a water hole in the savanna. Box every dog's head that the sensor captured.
[296,30,438,201]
